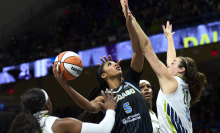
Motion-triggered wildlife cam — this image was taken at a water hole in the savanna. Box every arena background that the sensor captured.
[0,0,220,132]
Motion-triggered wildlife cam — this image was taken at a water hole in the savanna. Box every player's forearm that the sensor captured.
[126,18,141,53]
[131,19,151,52]
[166,36,176,66]
[63,85,98,112]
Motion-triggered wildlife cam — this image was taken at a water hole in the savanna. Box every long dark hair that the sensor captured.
[9,88,46,133]
[178,56,207,107]
[78,64,108,123]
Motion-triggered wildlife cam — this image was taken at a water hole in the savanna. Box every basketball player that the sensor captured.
[140,80,160,133]
[9,88,117,133]
[122,0,207,132]
[52,0,153,131]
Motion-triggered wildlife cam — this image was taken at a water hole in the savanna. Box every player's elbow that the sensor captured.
[140,40,151,51]
[140,43,151,53]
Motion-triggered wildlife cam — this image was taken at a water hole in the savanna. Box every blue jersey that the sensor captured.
[107,67,152,133]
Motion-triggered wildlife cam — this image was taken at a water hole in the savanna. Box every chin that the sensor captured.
[118,71,122,76]
[145,97,151,101]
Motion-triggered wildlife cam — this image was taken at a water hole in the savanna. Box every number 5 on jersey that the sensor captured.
[123,102,132,114]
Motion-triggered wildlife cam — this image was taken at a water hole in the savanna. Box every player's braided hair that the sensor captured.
[78,64,107,122]
[9,88,45,133]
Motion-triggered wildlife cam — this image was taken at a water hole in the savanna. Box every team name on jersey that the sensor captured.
[117,88,136,102]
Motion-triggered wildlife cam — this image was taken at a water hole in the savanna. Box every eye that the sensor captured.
[140,86,144,88]
[108,62,111,66]
[147,86,152,88]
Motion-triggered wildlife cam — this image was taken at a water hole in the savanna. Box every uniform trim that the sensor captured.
[177,76,185,82]
[164,100,176,133]
[105,81,142,94]
[105,84,123,93]
[124,81,142,93]
[149,110,154,114]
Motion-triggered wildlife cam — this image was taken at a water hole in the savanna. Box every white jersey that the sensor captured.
[39,115,58,133]
[149,110,160,133]
[156,76,192,133]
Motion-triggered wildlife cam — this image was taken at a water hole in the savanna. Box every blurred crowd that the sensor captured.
[190,80,220,133]
[0,0,220,69]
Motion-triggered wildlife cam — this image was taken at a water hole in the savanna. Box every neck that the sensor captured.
[146,100,152,110]
[107,77,122,90]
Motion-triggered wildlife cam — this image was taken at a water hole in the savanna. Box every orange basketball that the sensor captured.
[54,51,83,80]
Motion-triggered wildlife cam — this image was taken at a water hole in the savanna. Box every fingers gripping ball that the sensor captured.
[54,51,83,80]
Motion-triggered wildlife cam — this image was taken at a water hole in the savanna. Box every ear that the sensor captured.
[178,67,185,74]
[42,101,50,111]
[46,102,50,109]
[101,73,107,79]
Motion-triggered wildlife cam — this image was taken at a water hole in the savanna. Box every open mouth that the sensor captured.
[116,66,121,70]
[143,92,150,97]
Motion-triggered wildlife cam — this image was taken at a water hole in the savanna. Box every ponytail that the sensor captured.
[179,57,207,107]
[78,64,109,122]
[78,77,108,122]
[9,88,46,133]
[187,72,206,107]
[9,110,42,133]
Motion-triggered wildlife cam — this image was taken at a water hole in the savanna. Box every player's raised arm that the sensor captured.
[123,0,177,94]
[120,0,144,73]
[162,21,176,66]
[52,63,103,113]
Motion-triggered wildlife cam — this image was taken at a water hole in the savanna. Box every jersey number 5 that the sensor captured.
[123,102,132,114]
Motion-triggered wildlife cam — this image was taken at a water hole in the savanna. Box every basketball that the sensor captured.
[54,51,83,80]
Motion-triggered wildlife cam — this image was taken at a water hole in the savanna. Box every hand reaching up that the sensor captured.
[97,89,118,110]
[120,0,134,23]
[52,63,68,88]
[97,55,122,66]
[162,21,175,38]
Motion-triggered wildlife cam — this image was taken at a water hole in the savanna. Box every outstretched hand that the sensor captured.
[97,89,118,110]
[162,21,175,38]
[120,0,133,22]
[98,55,122,66]
[52,63,68,88]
